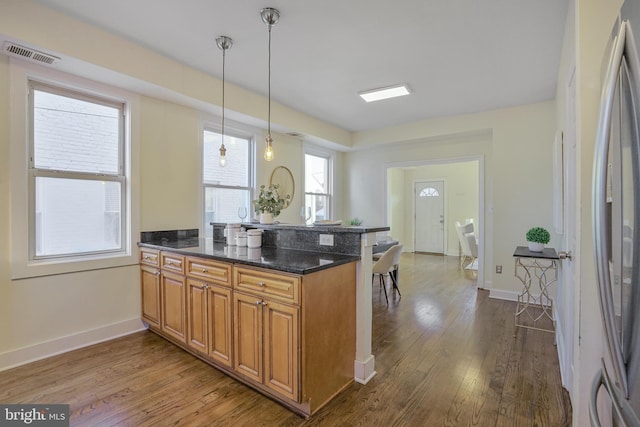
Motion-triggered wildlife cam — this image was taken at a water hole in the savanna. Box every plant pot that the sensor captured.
[259,212,274,224]
[528,241,544,252]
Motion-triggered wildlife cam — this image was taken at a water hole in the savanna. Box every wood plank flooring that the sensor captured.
[0,253,571,426]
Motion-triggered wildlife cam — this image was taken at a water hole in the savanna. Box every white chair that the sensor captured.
[463,231,478,270]
[455,221,477,269]
[372,244,403,304]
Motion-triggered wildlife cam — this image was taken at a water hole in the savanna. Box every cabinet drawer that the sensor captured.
[234,267,300,304]
[140,248,160,267]
[186,257,231,286]
[161,252,185,274]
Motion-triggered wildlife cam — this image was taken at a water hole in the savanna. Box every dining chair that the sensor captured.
[455,221,476,269]
[372,244,403,305]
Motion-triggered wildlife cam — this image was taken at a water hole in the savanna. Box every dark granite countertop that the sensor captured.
[237,223,391,233]
[138,237,360,275]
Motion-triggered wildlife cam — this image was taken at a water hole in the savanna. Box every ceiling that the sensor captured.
[32,0,569,133]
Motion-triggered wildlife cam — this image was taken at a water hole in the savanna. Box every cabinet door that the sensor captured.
[187,279,208,353]
[263,300,299,401]
[208,285,232,368]
[161,271,186,343]
[233,292,263,383]
[140,265,161,328]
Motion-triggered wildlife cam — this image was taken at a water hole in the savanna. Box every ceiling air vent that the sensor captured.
[3,42,60,65]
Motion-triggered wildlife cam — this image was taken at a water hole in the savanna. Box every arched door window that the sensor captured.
[419,187,440,197]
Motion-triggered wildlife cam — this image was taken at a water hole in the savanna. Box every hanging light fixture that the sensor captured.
[260,7,280,162]
[216,35,233,167]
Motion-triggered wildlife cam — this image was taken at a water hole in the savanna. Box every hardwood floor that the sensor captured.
[0,253,571,426]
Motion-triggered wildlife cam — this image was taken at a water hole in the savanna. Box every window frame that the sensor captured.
[201,123,255,233]
[303,147,334,223]
[28,81,127,260]
[9,60,139,279]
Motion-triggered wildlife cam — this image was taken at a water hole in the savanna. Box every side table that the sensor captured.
[513,246,559,333]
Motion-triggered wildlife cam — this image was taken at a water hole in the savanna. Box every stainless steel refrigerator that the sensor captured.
[591,1,640,425]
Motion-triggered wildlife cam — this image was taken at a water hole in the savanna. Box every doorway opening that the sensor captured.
[385,157,484,287]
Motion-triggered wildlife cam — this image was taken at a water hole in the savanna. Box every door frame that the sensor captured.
[413,179,446,254]
[383,155,485,288]
[557,63,578,399]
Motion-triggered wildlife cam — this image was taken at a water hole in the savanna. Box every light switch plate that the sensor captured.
[319,234,334,246]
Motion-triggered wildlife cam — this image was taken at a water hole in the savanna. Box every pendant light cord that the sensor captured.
[222,46,226,147]
[267,24,272,136]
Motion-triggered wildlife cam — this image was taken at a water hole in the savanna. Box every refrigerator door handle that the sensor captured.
[590,361,640,427]
[590,369,605,427]
[593,20,630,398]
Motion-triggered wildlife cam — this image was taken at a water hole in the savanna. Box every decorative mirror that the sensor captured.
[270,166,294,208]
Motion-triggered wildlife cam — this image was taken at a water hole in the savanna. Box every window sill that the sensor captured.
[11,251,139,280]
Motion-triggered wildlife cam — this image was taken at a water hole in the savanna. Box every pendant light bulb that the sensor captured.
[216,35,233,168]
[219,144,227,167]
[261,7,280,162]
[264,135,274,161]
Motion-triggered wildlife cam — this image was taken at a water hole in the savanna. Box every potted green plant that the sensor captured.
[253,184,288,224]
[526,226,550,252]
[349,217,363,226]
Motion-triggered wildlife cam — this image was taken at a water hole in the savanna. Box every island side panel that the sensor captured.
[301,261,356,413]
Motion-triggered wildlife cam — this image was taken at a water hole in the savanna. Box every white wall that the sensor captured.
[346,102,557,294]
[255,131,304,225]
[141,97,201,231]
[0,2,339,369]
[387,168,406,243]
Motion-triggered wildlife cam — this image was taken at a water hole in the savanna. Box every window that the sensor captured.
[304,152,331,223]
[419,187,440,197]
[30,82,126,259]
[203,129,252,234]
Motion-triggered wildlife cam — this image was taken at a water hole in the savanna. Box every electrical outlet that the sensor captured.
[319,234,334,246]
[496,265,502,274]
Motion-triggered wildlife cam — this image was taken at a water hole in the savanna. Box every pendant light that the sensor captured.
[216,35,233,167]
[261,7,280,162]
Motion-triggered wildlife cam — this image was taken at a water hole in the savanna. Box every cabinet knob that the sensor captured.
[261,301,268,306]
[155,271,160,276]
[258,281,265,287]
[202,268,208,273]
[255,300,261,306]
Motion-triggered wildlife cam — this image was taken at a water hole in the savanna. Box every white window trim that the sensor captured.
[199,116,257,234]
[9,59,140,279]
[303,144,335,220]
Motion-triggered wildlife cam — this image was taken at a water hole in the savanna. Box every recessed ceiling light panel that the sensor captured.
[358,84,411,102]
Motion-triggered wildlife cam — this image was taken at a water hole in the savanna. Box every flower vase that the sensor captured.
[259,212,274,224]
[528,241,544,252]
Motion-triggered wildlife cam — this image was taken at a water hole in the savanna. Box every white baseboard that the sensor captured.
[0,318,146,372]
[354,354,376,384]
[489,289,520,302]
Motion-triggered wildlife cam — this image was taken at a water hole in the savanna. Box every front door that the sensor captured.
[414,180,444,253]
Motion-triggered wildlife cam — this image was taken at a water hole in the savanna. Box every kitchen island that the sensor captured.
[139,224,389,416]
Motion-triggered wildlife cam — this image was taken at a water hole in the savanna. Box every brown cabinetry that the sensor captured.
[186,256,233,368]
[140,249,187,344]
[140,265,161,328]
[140,248,161,328]
[160,269,186,343]
[139,248,356,417]
[233,267,299,401]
